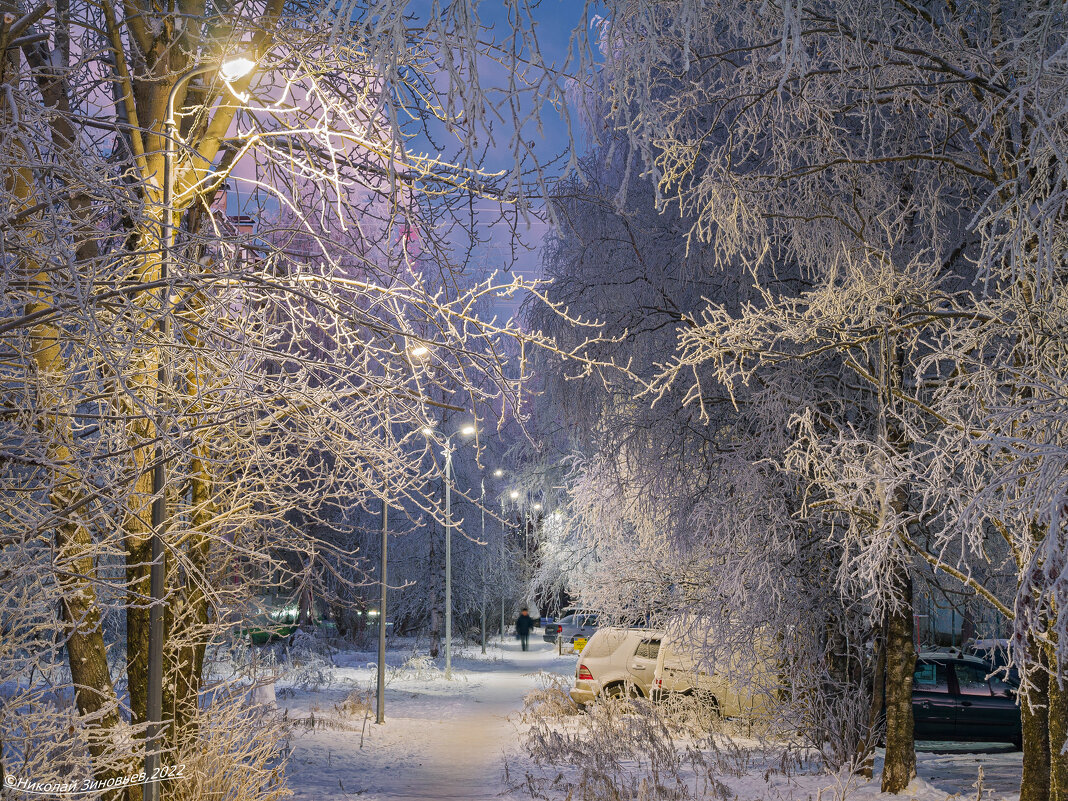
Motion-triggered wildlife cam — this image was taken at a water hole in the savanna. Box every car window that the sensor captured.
[557,615,575,626]
[913,661,949,693]
[579,631,614,658]
[974,646,1010,670]
[634,638,661,661]
[585,615,599,627]
[990,674,1015,696]
[954,662,992,696]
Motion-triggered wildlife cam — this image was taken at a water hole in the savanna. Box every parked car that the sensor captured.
[544,612,600,645]
[570,627,663,704]
[912,652,1021,749]
[649,627,775,719]
[238,595,337,645]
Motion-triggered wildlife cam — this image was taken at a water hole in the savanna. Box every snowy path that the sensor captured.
[282,638,573,800]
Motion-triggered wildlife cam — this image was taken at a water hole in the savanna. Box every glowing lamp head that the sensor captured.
[494,469,503,478]
[219,56,256,82]
[421,426,434,436]
[510,490,520,500]
[409,345,430,359]
[533,503,542,511]
[460,424,476,437]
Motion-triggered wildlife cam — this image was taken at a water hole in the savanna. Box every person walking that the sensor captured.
[515,607,535,651]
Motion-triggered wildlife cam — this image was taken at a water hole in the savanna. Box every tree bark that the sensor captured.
[881,563,916,794]
[428,520,442,658]
[1020,636,1050,801]
[166,444,214,752]
[858,626,886,779]
[881,330,916,794]
[1049,637,1068,801]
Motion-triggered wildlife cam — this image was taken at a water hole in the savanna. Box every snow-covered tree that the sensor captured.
[575,2,1068,796]
[0,1,576,797]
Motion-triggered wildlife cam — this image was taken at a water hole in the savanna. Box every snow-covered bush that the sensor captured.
[168,699,289,801]
[518,672,583,722]
[387,652,443,683]
[514,696,728,801]
[283,632,337,692]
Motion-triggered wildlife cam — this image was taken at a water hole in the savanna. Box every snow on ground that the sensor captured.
[710,744,1021,801]
[279,637,573,800]
[277,638,1022,801]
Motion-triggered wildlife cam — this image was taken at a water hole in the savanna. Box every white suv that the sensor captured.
[570,627,663,705]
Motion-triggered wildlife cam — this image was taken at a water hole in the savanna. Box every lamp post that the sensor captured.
[146,55,256,801]
[442,422,475,679]
[480,479,487,655]
[376,491,388,724]
[506,489,519,641]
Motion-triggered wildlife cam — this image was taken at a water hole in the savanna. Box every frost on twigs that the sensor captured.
[0,0,595,793]
[517,672,583,722]
[511,690,837,801]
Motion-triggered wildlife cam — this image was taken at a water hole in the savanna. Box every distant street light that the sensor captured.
[146,52,256,801]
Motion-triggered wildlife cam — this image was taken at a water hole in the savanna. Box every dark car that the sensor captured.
[543,613,599,644]
[912,653,1021,749]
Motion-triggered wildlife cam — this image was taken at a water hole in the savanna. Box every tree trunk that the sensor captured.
[1049,637,1068,801]
[167,445,214,752]
[880,329,917,794]
[126,531,151,732]
[7,123,139,799]
[858,627,886,779]
[881,564,916,794]
[1020,636,1050,801]
[428,520,441,658]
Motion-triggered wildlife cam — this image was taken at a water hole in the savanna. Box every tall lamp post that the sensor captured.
[479,479,487,655]
[505,489,519,640]
[376,491,388,724]
[434,422,475,679]
[146,54,256,801]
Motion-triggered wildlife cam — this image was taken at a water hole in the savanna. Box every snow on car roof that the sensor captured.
[917,650,987,664]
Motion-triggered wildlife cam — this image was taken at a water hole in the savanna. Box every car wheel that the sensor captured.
[601,682,636,701]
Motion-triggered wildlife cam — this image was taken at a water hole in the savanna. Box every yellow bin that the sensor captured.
[572,637,587,653]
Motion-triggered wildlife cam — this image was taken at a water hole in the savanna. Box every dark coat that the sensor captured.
[515,613,535,635]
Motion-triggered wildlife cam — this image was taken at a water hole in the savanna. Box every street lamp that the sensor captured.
[479,479,487,655]
[376,487,388,725]
[437,421,475,679]
[146,53,257,801]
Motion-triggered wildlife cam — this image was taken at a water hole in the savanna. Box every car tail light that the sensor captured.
[577,664,594,681]
[653,678,662,689]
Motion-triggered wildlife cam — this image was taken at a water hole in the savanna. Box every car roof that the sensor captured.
[593,625,663,637]
[917,650,988,665]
